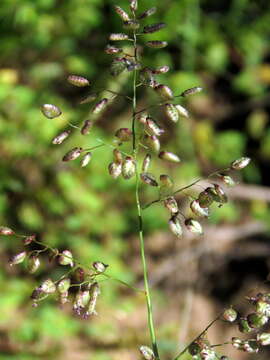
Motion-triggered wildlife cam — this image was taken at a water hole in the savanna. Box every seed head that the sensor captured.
[114,5,130,21]
[231,157,251,170]
[62,147,83,162]
[222,307,238,322]
[93,261,108,273]
[190,200,210,218]
[115,128,133,142]
[175,104,189,118]
[109,33,129,41]
[146,41,168,49]
[185,219,203,235]
[52,130,71,145]
[80,152,92,167]
[168,216,182,238]
[108,162,122,179]
[92,98,108,114]
[164,196,178,215]
[27,255,40,274]
[79,93,97,104]
[113,149,122,164]
[59,250,74,267]
[218,174,236,187]
[140,172,158,187]
[122,156,136,180]
[105,45,123,54]
[138,7,157,19]
[57,278,71,294]
[142,154,151,172]
[247,312,268,328]
[23,234,36,245]
[257,332,270,346]
[41,104,62,119]
[40,278,56,294]
[238,317,253,333]
[154,65,170,74]
[123,20,140,30]
[165,103,179,123]
[9,251,27,266]
[181,86,203,97]
[143,135,160,153]
[81,120,93,135]
[73,289,90,316]
[0,226,15,235]
[85,282,100,317]
[143,22,166,34]
[139,346,155,360]
[159,151,181,163]
[154,84,174,100]
[198,190,213,208]
[67,75,90,87]
[145,117,164,137]
[129,0,138,12]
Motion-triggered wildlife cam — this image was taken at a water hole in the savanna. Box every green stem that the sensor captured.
[131,27,160,359]
[173,314,221,360]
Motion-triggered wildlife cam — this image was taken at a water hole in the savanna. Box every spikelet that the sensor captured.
[146,41,168,49]
[41,104,62,119]
[159,151,181,163]
[81,120,93,135]
[138,7,157,20]
[67,75,90,87]
[143,23,166,34]
[109,33,129,41]
[154,84,174,100]
[52,130,71,145]
[165,103,179,123]
[80,152,92,167]
[62,147,83,162]
[175,104,189,118]
[105,45,123,54]
[181,86,203,97]
[140,172,158,187]
[92,98,108,114]
[142,154,151,172]
[114,5,130,21]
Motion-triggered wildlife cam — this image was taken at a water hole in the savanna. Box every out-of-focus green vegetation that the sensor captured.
[0,0,270,359]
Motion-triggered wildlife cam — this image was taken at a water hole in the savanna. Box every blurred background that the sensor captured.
[0,0,270,359]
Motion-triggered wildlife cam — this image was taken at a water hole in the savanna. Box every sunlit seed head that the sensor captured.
[41,104,62,119]
[67,75,90,87]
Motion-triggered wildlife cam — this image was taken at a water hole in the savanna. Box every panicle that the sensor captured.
[105,45,123,54]
[9,251,27,266]
[27,255,40,274]
[175,104,189,118]
[185,218,203,235]
[139,346,155,360]
[154,84,174,100]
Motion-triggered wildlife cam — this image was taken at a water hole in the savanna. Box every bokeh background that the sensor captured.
[1,0,270,359]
